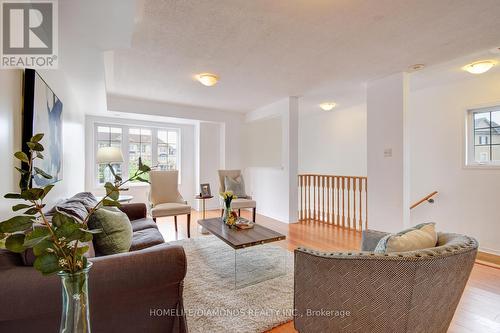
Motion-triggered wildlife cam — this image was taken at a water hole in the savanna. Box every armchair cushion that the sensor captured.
[374,222,437,253]
[151,202,191,218]
[231,198,256,209]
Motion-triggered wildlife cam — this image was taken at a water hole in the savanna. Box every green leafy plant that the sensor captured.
[0,133,151,274]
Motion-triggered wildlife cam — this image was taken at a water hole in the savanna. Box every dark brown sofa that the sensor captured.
[0,203,188,333]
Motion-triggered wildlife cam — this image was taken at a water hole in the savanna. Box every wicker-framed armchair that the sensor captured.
[294,229,478,333]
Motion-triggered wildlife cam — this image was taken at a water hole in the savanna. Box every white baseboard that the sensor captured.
[478,247,500,255]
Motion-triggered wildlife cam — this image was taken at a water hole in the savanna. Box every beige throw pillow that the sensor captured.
[224,175,247,198]
[374,223,437,253]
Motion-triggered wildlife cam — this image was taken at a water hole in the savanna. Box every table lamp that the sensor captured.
[96,146,123,185]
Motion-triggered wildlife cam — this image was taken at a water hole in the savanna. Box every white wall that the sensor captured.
[299,103,367,176]
[367,73,410,232]
[85,116,196,207]
[244,97,299,223]
[243,116,282,168]
[0,68,86,217]
[197,122,223,210]
[409,71,500,254]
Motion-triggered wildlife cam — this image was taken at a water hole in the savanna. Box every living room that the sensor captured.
[1,1,500,333]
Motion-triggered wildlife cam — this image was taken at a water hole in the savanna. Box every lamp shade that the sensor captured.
[96,147,124,164]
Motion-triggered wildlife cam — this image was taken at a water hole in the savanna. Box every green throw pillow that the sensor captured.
[88,207,132,255]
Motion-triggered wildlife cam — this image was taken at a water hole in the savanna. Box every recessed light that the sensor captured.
[319,102,336,111]
[196,73,219,86]
[463,61,495,74]
[408,64,425,72]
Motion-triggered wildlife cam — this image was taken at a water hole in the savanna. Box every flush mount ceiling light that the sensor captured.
[319,102,336,111]
[463,61,495,74]
[196,73,219,86]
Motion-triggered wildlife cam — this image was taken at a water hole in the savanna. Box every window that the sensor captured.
[157,129,178,171]
[96,126,123,184]
[94,124,180,185]
[466,106,500,166]
[129,128,152,181]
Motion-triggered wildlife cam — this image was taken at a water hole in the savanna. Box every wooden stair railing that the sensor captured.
[410,191,438,210]
[298,174,367,231]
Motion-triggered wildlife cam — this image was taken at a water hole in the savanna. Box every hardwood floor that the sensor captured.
[155,209,500,333]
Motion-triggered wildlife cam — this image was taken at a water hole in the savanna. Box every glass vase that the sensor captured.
[223,205,233,225]
[58,263,92,333]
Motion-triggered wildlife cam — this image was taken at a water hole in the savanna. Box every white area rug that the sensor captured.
[172,235,294,333]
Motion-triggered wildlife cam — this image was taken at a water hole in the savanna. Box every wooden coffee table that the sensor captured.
[198,218,287,288]
[198,218,286,249]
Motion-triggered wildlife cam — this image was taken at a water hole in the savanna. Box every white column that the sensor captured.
[367,73,410,232]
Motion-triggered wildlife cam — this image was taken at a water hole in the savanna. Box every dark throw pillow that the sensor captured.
[45,192,98,221]
[88,207,133,255]
[70,192,99,210]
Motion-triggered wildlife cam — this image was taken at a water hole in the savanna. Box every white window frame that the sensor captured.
[464,104,500,168]
[93,122,181,187]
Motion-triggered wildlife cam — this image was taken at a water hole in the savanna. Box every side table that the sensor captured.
[195,195,213,234]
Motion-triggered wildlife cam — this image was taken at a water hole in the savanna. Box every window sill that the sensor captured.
[94,180,181,191]
[463,163,500,170]
[93,182,150,191]
[126,182,151,188]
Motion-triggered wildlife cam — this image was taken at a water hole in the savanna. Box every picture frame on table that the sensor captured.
[200,183,212,198]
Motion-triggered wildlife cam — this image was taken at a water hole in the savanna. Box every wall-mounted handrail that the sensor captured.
[410,191,438,210]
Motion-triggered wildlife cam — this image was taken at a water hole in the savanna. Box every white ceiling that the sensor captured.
[105,0,500,113]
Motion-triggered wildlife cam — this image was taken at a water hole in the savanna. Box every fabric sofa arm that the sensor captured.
[0,243,186,322]
[90,243,186,286]
[361,229,389,251]
[119,203,148,221]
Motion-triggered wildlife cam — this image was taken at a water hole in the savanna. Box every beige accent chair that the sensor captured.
[218,169,256,222]
[149,170,191,238]
[294,229,478,333]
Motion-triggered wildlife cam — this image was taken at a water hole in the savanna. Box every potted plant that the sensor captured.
[0,133,151,333]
